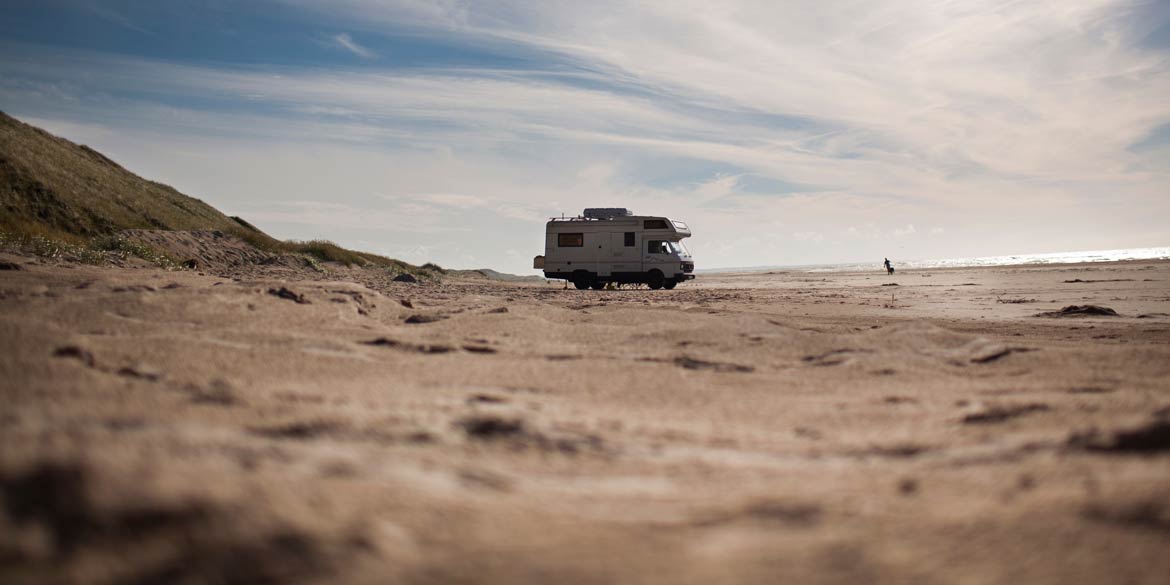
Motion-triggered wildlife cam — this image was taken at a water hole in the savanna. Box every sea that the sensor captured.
[702,246,1170,275]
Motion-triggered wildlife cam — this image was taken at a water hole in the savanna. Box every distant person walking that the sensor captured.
[884,257,894,275]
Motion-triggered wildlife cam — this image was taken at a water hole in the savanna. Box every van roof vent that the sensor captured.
[583,208,632,220]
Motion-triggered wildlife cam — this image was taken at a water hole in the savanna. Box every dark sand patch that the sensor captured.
[962,403,1050,424]
[268,287,310,304]
[1037,305,1119,317]
[1069,420,1170,454]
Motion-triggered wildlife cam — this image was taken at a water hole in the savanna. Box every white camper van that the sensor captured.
[533,208,695,290]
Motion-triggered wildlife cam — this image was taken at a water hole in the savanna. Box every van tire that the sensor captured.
[646,270,665,290]
[663,279,677,290]
[590,281,606,290]
[572,271,592,290]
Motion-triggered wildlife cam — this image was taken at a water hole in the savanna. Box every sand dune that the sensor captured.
[2,252,1169,584]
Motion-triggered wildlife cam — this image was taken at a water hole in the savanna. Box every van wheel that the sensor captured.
[590,281,606,290]
[646,270,665,290]
[663,279,677,290]
[572,271,592,290]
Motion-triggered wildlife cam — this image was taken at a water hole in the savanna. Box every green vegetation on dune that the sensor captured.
[276,239,425,272]
[0,112,434,277]
[0,112,244,240]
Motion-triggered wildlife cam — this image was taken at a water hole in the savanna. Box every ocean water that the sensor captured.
[704,246,1170,274]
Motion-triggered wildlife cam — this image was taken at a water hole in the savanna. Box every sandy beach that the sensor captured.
[2,253,1169,584]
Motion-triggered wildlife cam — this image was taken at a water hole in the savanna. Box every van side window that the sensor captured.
[624,232,635,247]
[643,219,668,229]
[647,240,664,254]
[557,233,584,247]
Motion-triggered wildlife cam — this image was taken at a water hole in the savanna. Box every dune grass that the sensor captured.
[1,112,437,278]
[231,228,437,275]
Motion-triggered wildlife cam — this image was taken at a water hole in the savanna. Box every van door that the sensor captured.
[610,231,640,276]
[593,232,611,276]
[644,239,675,277]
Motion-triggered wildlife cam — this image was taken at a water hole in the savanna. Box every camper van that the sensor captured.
[533,208,695,290]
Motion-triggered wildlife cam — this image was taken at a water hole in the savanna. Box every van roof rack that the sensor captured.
[582,208,632,220]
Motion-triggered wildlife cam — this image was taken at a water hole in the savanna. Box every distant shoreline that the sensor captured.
[699,246,1170,275]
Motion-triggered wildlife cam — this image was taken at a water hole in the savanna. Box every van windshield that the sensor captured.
[667,241,690,255]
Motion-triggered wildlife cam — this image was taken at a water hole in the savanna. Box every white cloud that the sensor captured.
[333,33,376,59]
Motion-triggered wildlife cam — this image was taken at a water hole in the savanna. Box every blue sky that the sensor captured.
[2,0,1168,272]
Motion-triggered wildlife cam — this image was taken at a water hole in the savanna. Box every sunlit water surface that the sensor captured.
[704,247,1170,274]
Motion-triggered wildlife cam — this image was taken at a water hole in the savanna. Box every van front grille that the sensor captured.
[682,262,694,273]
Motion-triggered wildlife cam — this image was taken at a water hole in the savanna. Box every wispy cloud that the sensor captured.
[333,33,376,58]
[84,2,154,35]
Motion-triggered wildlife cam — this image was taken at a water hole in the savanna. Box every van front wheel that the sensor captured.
[663,279,677,290]
[646,270,665,290]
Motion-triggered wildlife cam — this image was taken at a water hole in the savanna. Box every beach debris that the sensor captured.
[961,403,1049,424]
[1036,305,1119,317]
[403,314,447,324]
[898,478,919,495]
[112,284,157,293]
[996,297,1039,304]
[462,345,498,354]
[466,393,507,405]
[249,420,340,440]
[969,346,1033,364]
[116,364,162,382]
[267,287,310,304]
[486,307,509,314]
[1063,279,1134,283]
[457,415,526,440]
[455,415,603,454]
[881,282,899,286]
[861,443,930,458]
[361,337,453,354]
[545,354,582,361]
[399,299,413,308]
[392,273,418,283]
[884,396,917,404]
[674,356,754,373]
[0,261,22,270]
[181,259,198,269]
[53,345,95,367]
[1069,420,1170,454]
[801,348,866,367]
[882,292,900,308]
